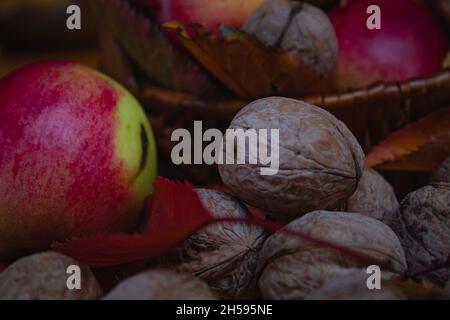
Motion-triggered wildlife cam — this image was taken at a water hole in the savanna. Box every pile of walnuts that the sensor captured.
[207,96,448,300]
[218,97,449,299]
[216,97,410,300]
[1,96,448,300]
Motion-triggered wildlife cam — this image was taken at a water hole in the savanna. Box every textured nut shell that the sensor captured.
[0,252,101,300]
[305,273,407,300]
[244,0,338,78]
[346,168,399,225]
[257,211,407,299]
[104,270,215,300]
[392,185,450,286]
[244,0,294,48]
[431,156,450,185]
[176,189,267,299]
[219,97,364,221]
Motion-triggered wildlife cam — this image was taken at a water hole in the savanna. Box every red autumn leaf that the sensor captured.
[54,176,391,269]
[365,107,450,171]
[52,177,215,268]
[163,22,333,99]
[142,177,215,235]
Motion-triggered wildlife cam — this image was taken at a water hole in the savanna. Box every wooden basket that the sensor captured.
[96,1,450,189]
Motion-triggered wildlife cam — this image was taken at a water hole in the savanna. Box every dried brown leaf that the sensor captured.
[365,107,450,171]
[164,22,334,99]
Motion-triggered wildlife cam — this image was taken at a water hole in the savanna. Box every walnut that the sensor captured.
[431,156,450,185]
[219,97,365,222]
[256,211,407,299]
[244,0,338,79]
[305,273,407,300]
[175,189,267,299]
[103,270,215,300]
[345,168,399,226]
[0,252,102,300]
[390,184,450,286]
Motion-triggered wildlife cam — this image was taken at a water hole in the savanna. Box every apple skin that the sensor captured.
[0,61,157,255]
[133,0,265,33]
[329,0,449,91]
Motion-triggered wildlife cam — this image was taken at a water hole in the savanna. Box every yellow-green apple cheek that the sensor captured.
[114,84,157,204]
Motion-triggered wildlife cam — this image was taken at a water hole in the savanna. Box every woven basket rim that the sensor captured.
[98,28,450,155]
[137,68,450,114]
[139,68,450,107]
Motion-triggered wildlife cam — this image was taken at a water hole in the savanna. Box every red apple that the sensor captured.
[132,0,265,33]
[330,0,449,91]
[0,61,157,255]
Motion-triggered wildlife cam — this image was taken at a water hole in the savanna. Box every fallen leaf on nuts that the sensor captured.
[53,176,445,287]
[53,177,387,271]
